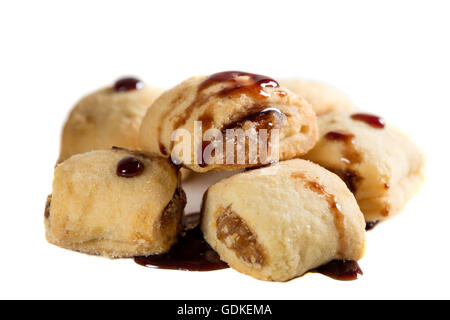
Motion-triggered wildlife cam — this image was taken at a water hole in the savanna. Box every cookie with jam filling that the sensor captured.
[201,159,365,282]
[304,111,425,223]
[139,71,318,172]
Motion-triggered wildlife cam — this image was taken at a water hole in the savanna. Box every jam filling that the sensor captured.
[113,77,144,92]
[351,113,385,129]
[134,212,228,271]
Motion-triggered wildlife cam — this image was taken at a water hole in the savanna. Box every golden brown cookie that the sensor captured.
[280,79,354,115]
[58,77,163,163]
[303,112,425,222]
[45,148,185,258]
[139,71,318,172]
[201,159,365,281]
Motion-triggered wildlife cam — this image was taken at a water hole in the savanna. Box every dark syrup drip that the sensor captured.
[199,71,282,99]
[164,71,286,160]
[365,220,380,231]
[314,260,363,281]
[351,113,385,129]
[159,144,169,156]
[134,212,229,271]
[324,130,354,142]
[113,77,144,92]
[328,168,361,194]
[324,130,363,193]
[172,71,285,132]
[134,212,363,280]
[116,157,145,178]
[324,130,362,164]
[222,106,285,132]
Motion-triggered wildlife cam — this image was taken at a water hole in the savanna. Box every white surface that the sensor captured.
[0,0,449,299]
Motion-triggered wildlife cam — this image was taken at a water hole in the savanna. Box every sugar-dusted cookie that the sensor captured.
[139,71,318,172]
[280,79,353,115]
[58,77,163,163]
[45,148,186,258]
[304,112,425,223]
[201,159,365,281]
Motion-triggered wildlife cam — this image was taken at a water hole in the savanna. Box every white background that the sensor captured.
[1,0,449,299]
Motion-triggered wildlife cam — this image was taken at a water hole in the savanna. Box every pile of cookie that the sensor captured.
[45,72,424,282]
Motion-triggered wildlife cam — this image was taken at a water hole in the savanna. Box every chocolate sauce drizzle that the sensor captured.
[134,208,363,280]
[329,168,361,194]
[113,77,144,92]
[365,220,380,231]
[324,130,354,143]
[116,157,145,178]
[175,71,284,130]
[222,106,286,132]
[199,71,282,99]
[324,130,362,165]
[324,130,363,194]
[134,212,228,271]
[159,71,287,158]
[314,260,363,281]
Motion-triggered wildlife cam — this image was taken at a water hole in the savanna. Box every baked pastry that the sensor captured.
[303,112,425,223]
[45,148,186,258]
[280,79,353,115]
[139,71,318,172]
[58,77,163,163]
[201,159,366,281]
